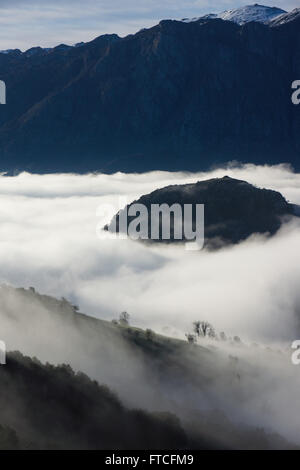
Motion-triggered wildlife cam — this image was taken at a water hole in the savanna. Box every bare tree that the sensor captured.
[193,321,215,338]
[185,333,196,345]
[207,326,216,339]
[145,329,154,341]
[119,311,130,326]
[193,321,201,336]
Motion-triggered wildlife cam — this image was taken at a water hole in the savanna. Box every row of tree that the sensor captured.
[186,321,241,345]
[114,314,242,347]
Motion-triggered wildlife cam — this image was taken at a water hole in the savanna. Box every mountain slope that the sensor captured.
[0,284,297,449]
[0,351,189,450]
[0,8,299,172]
[269,8,300,26]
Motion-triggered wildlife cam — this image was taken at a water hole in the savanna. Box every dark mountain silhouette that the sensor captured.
[105,176,298,247]
[0,351,188,450]
[0,9,299,173]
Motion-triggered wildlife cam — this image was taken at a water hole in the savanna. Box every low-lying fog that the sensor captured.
[0,163,299,342]
[0,163,300,446]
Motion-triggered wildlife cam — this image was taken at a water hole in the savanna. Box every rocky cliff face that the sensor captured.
[0,12,299,173]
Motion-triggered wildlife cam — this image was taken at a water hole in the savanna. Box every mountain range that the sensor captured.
[0,4,299,173]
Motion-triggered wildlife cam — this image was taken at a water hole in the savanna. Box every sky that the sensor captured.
[0,0,299,50]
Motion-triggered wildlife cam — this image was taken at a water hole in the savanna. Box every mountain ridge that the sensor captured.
[0,6,299,173]
[182,4,286,25]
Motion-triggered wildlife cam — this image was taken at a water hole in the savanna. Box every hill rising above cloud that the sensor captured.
[106,176,298,247]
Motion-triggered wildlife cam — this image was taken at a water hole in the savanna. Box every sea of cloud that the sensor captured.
[0,163,300,446]
[0,163,299,344]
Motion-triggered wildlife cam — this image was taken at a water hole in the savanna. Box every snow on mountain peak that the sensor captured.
[182,4,287,26]
[269,8,300,26]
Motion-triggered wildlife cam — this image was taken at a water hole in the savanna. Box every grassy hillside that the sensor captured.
[0,284,297,449]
